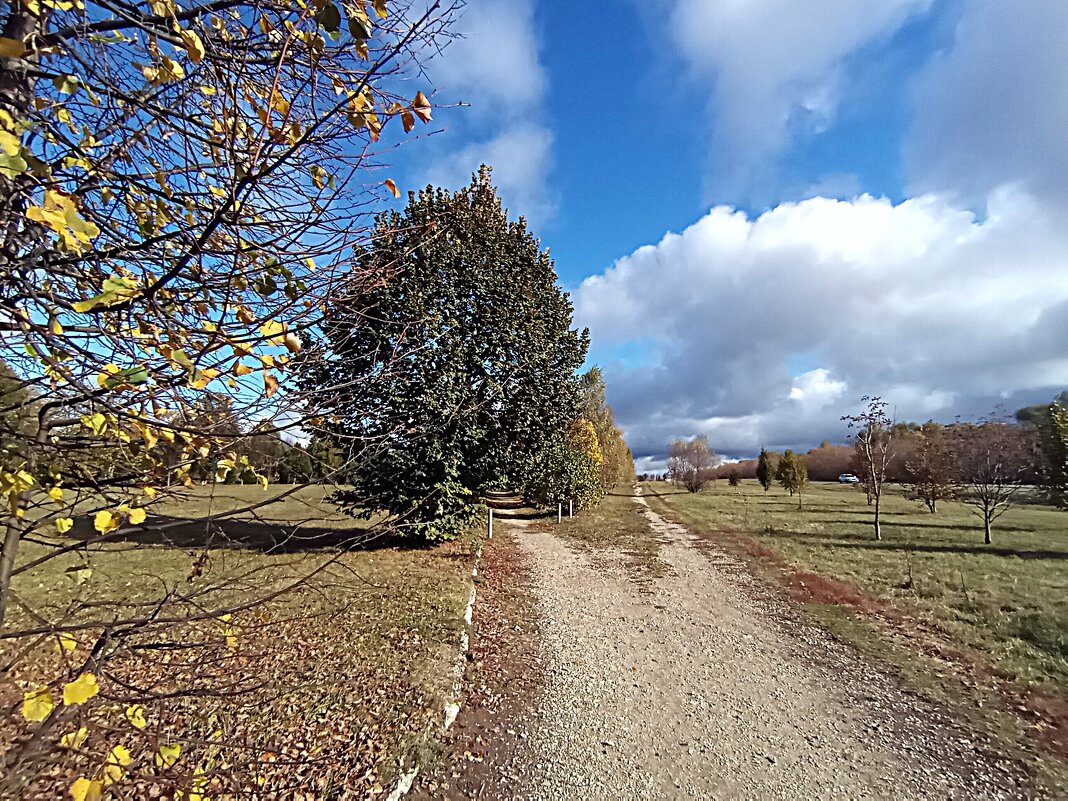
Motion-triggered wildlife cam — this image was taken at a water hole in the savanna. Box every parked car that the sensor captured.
[838,473,861,484]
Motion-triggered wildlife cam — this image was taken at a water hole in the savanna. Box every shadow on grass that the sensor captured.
[813,519,1038,535]
[66,515,420,553]
[822,540,1068,561]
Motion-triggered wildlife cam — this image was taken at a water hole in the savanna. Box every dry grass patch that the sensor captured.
[2,486,474,799]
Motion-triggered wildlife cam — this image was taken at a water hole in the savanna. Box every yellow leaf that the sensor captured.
[234,363,254,376]
[63,672,99,705]
[0,129,20,156]
[127,507,146,525]
[22,686,54,722]
[257,473,268,490]
[179,28,205,63]
[125,704,147,729]
[144,55,185,84]
[69,778,103,801]
[412,91,432,123]
[384,178,399,198]
[26,190,100,253]
[60,726,89,748]
[0,37,26,59]
[55,632,77,652]
[102,744,131,785]
[283,332,302,354]
[263,371,278,399]
[93,510,118,534]
[80,412,107,435]
[372,0,387,19]
[48,486,64,504]
[56,517,74,534]
[224,627,237,649]
[155,742,181,769]
[259,320,286,345]
[143,486,157,498]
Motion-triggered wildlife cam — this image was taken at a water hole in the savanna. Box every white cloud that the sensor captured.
[576,189,1068,460]
[421,126,555,222]
[417,0,554,223]
[430,0,545,120]
[665,0,932,201]
[907,3,1068,207]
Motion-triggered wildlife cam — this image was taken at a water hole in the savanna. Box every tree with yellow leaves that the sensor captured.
[0,0,460,795]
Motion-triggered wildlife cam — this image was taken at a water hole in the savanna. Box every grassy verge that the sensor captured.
[2,485,474,798]
[540,489,665,585]
[643,479,1068,792]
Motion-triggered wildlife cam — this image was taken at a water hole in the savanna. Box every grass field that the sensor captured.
[3,485,474,798]
[643,479,1068,787]
[644,479,1068,693]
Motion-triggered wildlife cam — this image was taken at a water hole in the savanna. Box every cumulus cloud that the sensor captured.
[665,0,931,201]
[417,0,554,222]
[575,190,1068,462]
[907,3,1068,207]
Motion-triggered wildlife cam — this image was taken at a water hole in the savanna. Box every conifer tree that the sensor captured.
[756,448,774,493]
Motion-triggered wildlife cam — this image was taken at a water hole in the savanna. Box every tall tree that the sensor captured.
[1021,394,1068,507]
[905,422,956,513]
[776,449,808,509]
[1045,400,1068,508]
[953,416,1036,544]
[302,167,589,539]
[843,397,896,540]
[579,367,634,489]
[0,1,459,793]
[756,448,774,493]
[668,435,719,493]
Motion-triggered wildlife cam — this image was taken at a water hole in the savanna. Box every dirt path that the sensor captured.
[485,488,1030,800]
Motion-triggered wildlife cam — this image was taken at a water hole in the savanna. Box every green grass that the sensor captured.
[645,479,1068,694]
[3,485,474,798]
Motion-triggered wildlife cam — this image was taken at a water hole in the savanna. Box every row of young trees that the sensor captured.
[657,393,1066,545]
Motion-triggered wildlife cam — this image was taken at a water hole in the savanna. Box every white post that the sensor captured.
[557,503,562,524]
[488,507,493,539]
[569,498,573,518]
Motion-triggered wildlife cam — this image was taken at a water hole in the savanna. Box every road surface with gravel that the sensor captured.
[483,487,1031,800]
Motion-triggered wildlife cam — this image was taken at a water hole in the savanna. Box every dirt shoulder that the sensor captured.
[411,524,543,799]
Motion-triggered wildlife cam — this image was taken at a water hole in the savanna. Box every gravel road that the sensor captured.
[503,488,1032,800]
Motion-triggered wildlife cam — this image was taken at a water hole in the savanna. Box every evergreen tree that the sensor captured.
[301,168,589,539]
[756,448,774,493]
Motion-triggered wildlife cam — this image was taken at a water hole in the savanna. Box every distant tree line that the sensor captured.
[643,390,1067,545]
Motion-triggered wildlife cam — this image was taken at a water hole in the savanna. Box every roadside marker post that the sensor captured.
[557,503,562,524]
[569,498,573,518]
[488,507,493,539]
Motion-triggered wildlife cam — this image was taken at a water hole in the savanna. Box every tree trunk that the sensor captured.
[873,494,882,541]
[984,515,992,545]
[0,497,28,628]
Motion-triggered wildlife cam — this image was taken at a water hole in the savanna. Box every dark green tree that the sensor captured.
[301,167,589,539]
[756,448,774,493]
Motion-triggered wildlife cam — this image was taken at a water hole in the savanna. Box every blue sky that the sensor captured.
[393,0,1068,468]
